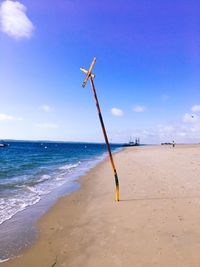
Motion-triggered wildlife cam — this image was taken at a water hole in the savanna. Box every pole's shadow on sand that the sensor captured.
[120,196,200,202]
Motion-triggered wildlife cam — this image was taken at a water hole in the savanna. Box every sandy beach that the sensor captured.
[2,144,200,267]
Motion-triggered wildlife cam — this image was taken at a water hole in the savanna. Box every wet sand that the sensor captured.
[3,145,200,267]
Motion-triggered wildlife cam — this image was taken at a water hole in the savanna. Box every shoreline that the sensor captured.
[0,179,80,262]
[3,144,200,266]
[0,147,123,262]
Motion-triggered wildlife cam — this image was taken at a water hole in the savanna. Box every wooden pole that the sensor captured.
[80,58,120,201]
[89,76,119,201]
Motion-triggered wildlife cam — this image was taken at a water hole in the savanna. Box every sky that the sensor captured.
[0,0,200,144]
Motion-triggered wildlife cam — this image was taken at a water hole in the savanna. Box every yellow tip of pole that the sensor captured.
[116,186,119,202]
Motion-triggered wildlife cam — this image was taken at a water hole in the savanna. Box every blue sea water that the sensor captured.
[0,141,122,225]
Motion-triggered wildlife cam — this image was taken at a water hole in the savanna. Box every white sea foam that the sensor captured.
[0,165,77,225]
[58,162,80,171]
[0,258,10,263]
[0,195,40,225]
[37,174,51,183]
[0,148,122,226]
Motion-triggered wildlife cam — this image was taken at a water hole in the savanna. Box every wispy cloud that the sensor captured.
[133,105,146,113]
[183,113,200,124]
[111,107,123,117]
[0,113,22,121]
[191,105,200,112]
[36,123,58,129]
[0,0,34,39]
[40,105,53,112]
[110,109,200,143]
[110,121,200,144]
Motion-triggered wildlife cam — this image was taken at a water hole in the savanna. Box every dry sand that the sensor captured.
[2,144,200,267]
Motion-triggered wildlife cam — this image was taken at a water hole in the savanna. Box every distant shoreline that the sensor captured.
[2,139,124,145]
[2,139,200,146]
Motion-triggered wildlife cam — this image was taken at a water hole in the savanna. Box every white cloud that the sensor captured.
[133,105,146,113]
[109,116,200,144]
[191,105,200,112]
[0,113,22,121]
[0,0,34,39]
[111,107,123,117]
[40,105,53,112]
[36,123,58,129]
[109,109,200,143]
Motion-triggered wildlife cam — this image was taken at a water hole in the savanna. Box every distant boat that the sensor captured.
[161,142,172,145]
[0,141,8,148]
[123,138,140,147]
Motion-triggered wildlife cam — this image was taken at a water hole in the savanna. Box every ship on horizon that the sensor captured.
[123,138,140,147]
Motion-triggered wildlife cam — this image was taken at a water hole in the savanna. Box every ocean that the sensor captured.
[0,141,122,261]
[0,141,122,226]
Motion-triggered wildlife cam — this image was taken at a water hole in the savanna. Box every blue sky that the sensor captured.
[0,0,200,143]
